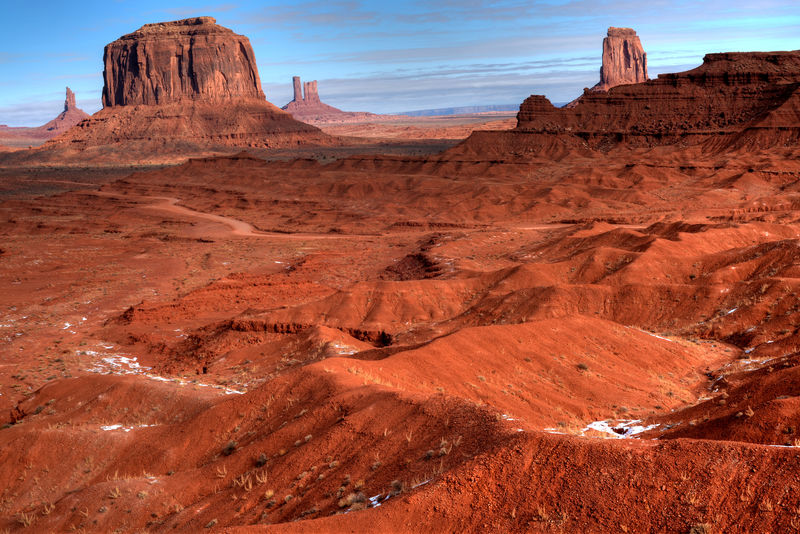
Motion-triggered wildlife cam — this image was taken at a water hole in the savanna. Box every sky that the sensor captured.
[1,0,799,126]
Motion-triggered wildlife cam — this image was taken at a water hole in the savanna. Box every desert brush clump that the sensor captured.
[338,492,366,509]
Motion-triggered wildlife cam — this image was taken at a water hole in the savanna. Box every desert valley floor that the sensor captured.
[3,130,800,532]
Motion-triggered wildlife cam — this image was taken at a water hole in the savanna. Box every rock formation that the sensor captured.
[44,17,331,161]
[509,50,800,152]
[292,76,302,102]
[594,27,648,92]
[40,87,91,135]
[303,81,320,103]
[0,87,90,146]
[282,77,379,124]
[101,17,264,107]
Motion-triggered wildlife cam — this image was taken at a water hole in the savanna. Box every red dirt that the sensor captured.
[4,53,800,533]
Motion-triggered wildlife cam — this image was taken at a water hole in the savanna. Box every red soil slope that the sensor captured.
[3,136,800,532]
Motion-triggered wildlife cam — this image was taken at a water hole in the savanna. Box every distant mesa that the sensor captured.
[453,49,800,157]
[515,50,800,150]
[41,17,331,161]
[593,27,648,92]
[281,76,382,124]
[0,87,90,147]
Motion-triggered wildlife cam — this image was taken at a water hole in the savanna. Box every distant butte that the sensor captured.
[459,50,800,155]
[0,87,90,147]
[281,76,384,124]
[40,17,332,162]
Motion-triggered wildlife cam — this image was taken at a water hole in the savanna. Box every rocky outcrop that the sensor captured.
[0,87,90,145]
[40,87,91,135]
[101,17,264,106]
[594,27,648,92]
[303,81,320,103]
[292,76,302,102]
[514,50,800,151]
[65,87,77,111]
[282,77,379,124]
[41,17,333,161]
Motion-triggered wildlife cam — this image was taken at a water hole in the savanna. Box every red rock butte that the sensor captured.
[282,76,381,124]
[44,17,331,161]
[500,50,800,153]
[101,16,265,106]
[594,27,648,92]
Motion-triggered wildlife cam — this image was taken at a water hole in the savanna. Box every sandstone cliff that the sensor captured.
[102,16,264,106]
[594,27,648,92]
[513,51,800,151]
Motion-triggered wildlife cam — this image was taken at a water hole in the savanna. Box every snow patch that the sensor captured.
[582,419,659,439]
[84,347,245,395]
[101,423,156,432]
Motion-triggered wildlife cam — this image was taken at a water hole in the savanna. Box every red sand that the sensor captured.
[2,135,800,532]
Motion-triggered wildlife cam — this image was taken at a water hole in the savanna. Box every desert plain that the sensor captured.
[1,16,800,534]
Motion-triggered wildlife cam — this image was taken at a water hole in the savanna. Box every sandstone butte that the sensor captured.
[593,27,648,92]
[281,76,382,124]
[44,17,331,158]
[0,87,90,143]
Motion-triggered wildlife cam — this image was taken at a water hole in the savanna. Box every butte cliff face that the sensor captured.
[101,17,264,106]
[45,17,330,161]
[512,50,800,151]
[594,27,648,92]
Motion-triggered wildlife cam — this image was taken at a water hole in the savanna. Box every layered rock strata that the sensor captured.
[514,51,800,151]
[101,16,264,106]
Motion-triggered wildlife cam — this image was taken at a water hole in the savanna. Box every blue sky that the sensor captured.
[1,0,799,126]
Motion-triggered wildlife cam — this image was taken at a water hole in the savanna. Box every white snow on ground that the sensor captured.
[83,346,245,395]
[368,494,393,508]
[625,326,675,343]
[62,322,71,329]
[329,341,357,355]
[582,419,660,439]
[100,423,156,432]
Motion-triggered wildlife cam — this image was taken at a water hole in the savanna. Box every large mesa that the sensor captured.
[101,16,265,106]
[510,50,800,152]
[43,17,331,161]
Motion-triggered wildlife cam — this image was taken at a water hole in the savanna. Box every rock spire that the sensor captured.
[595,27,648,92]
[65,87,77,112]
